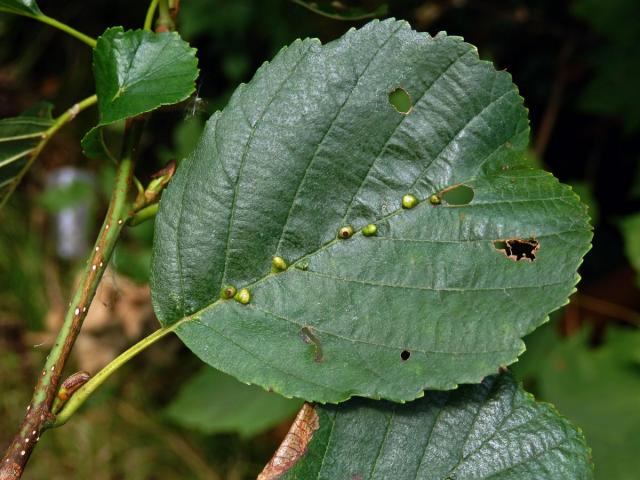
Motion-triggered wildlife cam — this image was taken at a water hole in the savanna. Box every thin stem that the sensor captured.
[129,203,159,226]
[54,325,175,426]
[155,0,175,32]
[0,118,144,480]
[144,0,160,31]
[20,13,97,48]
[0,95,97,211]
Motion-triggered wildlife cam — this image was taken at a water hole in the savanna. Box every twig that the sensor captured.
[533,42,573,159]
[572,293,640,326]
[0,118,144,480]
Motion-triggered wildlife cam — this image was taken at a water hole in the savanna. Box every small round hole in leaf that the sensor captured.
[388,87,412,114]
[441,184,474,205]
[400,350,411,361]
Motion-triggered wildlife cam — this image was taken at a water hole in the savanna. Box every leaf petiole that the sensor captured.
[1,10,98,48]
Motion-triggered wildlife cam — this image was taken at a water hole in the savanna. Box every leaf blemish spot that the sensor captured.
[300,326,324,362]
[388,87,413,114]
[400,350,411,361]
[338,225,354,239]
[493,238,539,262]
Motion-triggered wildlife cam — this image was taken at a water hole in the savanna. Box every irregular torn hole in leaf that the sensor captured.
[441,184,474,205]
[257,403,320,480]
[388,87,412,114]
[401,350,411,361]
[300,326,324,363]
[494,238,539,262]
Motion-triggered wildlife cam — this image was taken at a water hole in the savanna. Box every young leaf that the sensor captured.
[93,27,199,124]
[164,368,303,438]
[151,19,592,402]
[0,0,42,16]
[83,27,199,151]
[260,374,593,479]
[0,105,54,205]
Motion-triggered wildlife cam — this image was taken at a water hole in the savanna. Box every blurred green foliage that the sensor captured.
[514,322,640,480]
[1,0,639,478]
[165,368,303,438]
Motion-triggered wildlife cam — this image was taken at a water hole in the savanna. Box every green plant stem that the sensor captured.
[21,12,97,48]
[0,94,97,211]
[54,325,175,426]
[156,0,175,31]
[0,118,144,480]
[129,202,159,226]
[144,0,160,31]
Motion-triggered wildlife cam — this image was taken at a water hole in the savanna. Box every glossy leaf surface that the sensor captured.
[263,374,593,479]
[151,20,592,402]
[83,27,199,153]
[0,0,41,15]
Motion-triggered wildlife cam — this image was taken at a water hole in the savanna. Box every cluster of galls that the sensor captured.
[222,193,442,306]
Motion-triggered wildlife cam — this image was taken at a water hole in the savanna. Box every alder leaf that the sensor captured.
[0,104,54,208]
[0,0,42,16]
[260,373,593,479]
[83,27,199,154]
[151,19,592,402]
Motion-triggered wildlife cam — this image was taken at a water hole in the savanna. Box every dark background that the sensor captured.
[1,1,639,478]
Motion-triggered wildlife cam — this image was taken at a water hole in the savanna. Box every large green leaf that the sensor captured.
[164,367,303,438]
[259,373,593,479]
[0,0,42,15]
[513,323,640,480]
[0,104,54,207]
[151,19,592,402]
[83,27,199,156]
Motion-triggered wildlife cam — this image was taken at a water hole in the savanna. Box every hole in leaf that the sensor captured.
[441,184,474,205]
[494,238,539,262]
[400,350,411,361]
[388,87,412,114]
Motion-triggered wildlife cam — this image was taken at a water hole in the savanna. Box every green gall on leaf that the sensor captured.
[362,223,378,237]
[234,288,251,304]
[429,194,441,205]
[338,225,354,239]
[272,256,288,272]
[294,261,309,271]
[220,285,237,300]
[401,194,419,209]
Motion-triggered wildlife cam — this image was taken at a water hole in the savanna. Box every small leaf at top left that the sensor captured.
[0,0,42,16]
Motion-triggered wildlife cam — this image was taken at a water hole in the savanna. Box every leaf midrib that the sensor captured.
[167,168,576,333]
